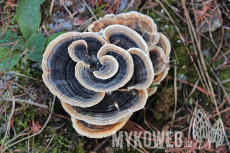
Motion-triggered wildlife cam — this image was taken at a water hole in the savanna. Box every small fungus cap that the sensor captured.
[42,32,106,108]
[148,33,171,96]
[151,33,171,85]
[61,89,148,125]
[88,11,159,46]
[74,44,134,92]
[71,115,130,138]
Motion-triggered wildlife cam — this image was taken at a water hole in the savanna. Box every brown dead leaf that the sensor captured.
[73,17,85,26]
[30,119,42,134]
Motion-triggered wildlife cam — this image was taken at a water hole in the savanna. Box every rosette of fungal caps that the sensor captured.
[42,11,171,138]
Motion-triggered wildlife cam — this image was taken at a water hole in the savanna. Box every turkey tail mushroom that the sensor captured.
[43,11,171,138]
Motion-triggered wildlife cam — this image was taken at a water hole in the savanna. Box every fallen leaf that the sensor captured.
[73,17,85,26]
[30,119,42,134]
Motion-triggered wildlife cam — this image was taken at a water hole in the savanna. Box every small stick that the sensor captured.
[60,0,73,19]
[42,25,48,35]
[43,134,56,153]
[5,40,19,71]
[82,0,98,21]
[1,96,15,149]
[49,0,55,14]
[170,61,177,130]
[126,0,135,11]
[0,98,48,109]
[93,136,110,151]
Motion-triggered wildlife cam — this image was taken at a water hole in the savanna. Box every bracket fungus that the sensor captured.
[42,11,171,138]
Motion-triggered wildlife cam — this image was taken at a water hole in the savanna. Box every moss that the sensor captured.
[219,70,230,89]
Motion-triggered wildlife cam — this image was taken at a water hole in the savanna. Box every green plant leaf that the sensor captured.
[0,47,22,70]
[26,33,47,63]
[0,27,26,51]
[93,5,106,17]
[45,32,66,48]
[16,0,45,40]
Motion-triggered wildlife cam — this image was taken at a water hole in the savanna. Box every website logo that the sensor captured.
[112,109,229,150]
[193,109,225,149]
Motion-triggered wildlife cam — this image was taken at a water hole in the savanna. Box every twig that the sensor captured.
[43,134,56,153]
[49,0,55,14]
[212,27,224,62]
[5,71,38,81]
[187,78,200,99]
[0,8,5,38]
[221,79,230,84]
[76,16,94,31]
[42,25,48,35]
[0,13,15,22]
[10,81,37,100]
[82,0,98,21]
[170,61,177,130]
[210,107,230,118]
[93,136,110,151]
[212,50,230,62]
[5,40,19,71]
[52,112,71,122]
[139,0,150,12]
[126,0,135,11]
[1,8,11,39]
[59,0,73,19]
[0,98,48,109]
[1,96,15,150]
[223,26,230,31]
[46,21,65,36]
[208,5,222,50]
[205,61,230,105]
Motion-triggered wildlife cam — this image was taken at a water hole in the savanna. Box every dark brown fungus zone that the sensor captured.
[103,24,149,54]
[88,11,171,97]
[42,32,106,107]
[149,46,167,75]
[122,48,154,90]
[75,44,134,92]
[61,89,148,125]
